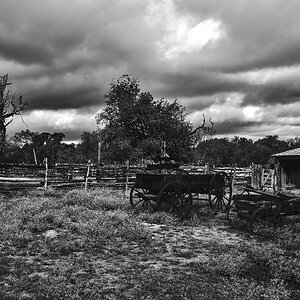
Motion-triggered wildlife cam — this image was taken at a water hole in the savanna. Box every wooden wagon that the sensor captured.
[227,186,300,231]
[130,161,232,218]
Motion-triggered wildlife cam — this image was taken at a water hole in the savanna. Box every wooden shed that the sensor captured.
[272,148,300,189]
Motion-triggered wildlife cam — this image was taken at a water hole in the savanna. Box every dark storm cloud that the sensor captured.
[156,72,249,98]
[2,0,300,139]
[27,85,104,110]
[0,1,91,66]
[242,79,300,106]
[175,0,300,72]
[0,0,159,113]
[223,43,300,73]
[215,119,262,135]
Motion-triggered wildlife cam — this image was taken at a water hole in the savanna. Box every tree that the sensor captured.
[254,135,289,164]
[29,132,65,165]
[3,130,65,164]
[287,137,300,148]
[0,74,27,157]
[194,138,235,166]
[96,75,193,163]
[10,129,37,163]
[75,131,100,163]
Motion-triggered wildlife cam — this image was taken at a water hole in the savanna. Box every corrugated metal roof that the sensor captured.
[272,148,300,157]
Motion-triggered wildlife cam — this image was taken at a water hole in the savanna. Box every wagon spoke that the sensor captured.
[223,195,230,202]
[220,197,227,207]
[209,171,232,211]
[158,181,192,219]
[210,195,218,205]
[130,186,156,211]
[134,198,144,208]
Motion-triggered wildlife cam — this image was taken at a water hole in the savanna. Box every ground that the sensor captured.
[0,188,299,299]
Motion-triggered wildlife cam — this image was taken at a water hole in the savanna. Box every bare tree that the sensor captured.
[190,113,215,147]
[0,74,27,156]
[189,114,215,164]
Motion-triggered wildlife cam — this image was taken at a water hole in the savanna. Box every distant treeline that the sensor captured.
[2,129,299,167]
[193,135,299,167]
[2,130,99,165]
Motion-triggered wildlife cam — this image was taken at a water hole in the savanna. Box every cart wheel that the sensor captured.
[157,181,192,219]
[250,207,282,233]
[130,186,156,210]
[226,201,252,231]
[209,172,232,211]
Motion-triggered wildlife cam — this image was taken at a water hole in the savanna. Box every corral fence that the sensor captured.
[0,162,277,193]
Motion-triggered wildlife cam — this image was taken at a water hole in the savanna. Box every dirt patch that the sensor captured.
[139,222,243,267]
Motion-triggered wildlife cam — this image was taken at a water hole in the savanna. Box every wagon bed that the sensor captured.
[134,172,213,194]
[130,165,232,218]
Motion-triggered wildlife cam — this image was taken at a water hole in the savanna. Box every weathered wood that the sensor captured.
[44,158,48,191]
[85,160,91,191]
[243,187,282,200]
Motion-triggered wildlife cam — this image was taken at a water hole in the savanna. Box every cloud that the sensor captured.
[215,119,262,135]
[174,0,300,72]
[23,78,104,110]
[1,0,300,140]
[149,71,251,103]
[6,108,98,142]
[242,66,300,106]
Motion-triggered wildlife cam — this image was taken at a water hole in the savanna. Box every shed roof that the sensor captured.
[272,148,300,157]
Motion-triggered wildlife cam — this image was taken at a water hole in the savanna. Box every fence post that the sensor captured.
[231,164,237,189]
[44,158,48,192]
[97,142,101,165]
[250,163,254,187]
[271,169,275,192]
[160,141,167,158]
[85,160,91,192]
[260,168,264,190]
[125,160,130,193]
[33,148,38,165]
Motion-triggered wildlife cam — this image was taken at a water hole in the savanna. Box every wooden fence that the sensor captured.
[0,162,276,192]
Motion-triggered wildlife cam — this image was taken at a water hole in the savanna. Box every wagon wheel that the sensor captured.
[209,172,232,211]
[226,201,252,231]
[130,186,156,210]
[250,207,282,233]
[157,181,192,219]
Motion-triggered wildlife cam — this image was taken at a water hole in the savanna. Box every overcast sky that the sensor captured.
[2,0,300,142]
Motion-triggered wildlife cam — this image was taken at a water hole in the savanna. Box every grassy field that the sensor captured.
[0,188,300,299]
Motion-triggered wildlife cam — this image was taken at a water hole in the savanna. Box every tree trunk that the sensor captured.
[0,75,7,157]
[0,121,6,158]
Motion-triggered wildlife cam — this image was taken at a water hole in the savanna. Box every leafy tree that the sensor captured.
[56,143,77,164]
[194,135,291,167]
[231,136,256,167]
[287,137,300,148]
[194,138,235,166]
[2,130,65,164]
[96,75,193,163]
[75,131,100,163]
[253,135,289,164]
[3,130,37,163]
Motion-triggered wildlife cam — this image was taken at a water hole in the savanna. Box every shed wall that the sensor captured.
[279,160,300,188]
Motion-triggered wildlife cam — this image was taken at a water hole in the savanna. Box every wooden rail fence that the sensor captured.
[0,162,275,192]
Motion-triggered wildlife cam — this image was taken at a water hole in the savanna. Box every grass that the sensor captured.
[0,188,299,299]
